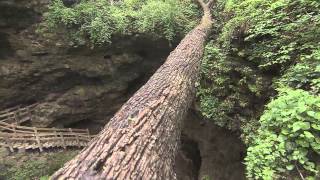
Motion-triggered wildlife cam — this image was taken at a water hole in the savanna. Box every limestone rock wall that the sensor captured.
[0,0,172,131]
[176,111,245,180]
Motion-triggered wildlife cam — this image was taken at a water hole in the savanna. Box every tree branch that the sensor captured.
[196,0,207,11]
[206,0,215,8]
[196,0,215,12]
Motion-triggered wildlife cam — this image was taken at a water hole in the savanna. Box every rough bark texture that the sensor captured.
[52,1,214,179]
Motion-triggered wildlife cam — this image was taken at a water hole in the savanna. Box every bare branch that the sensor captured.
[295,163,306,180]
[206,0,215,8]
[196,0,207,11]
[196,0,215,12]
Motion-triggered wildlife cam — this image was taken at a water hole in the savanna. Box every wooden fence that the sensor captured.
[0,121,92,152]
[0,103,38,124]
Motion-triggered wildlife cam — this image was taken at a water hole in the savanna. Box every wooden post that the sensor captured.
[6,135,14,153]
[53,128,58,137]
[53,128,58,147]
[33,127,43,152]
[59,132,66,149]
[86,129,90,140]
[69,128,80,147]
[28,106,33,122]
[13,111,18,125]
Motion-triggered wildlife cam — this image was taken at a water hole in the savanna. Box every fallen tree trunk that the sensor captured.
[52,0,214,179]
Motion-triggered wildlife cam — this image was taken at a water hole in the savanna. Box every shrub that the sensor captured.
[43,0,200,46]
[245,88,320,179]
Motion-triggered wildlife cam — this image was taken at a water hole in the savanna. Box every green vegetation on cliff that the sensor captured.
[198,0,320,179]
[44,0,200,45]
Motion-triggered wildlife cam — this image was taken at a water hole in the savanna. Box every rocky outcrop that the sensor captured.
[0,0,172,131]
[176,111,245,180]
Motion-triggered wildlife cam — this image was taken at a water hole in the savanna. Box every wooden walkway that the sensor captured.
[0,103,38,125]
[0,104,94,152]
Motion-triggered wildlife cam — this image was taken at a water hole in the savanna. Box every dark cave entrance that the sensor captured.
[0,32,14,58]
[64,119,104,135]
[176,135,202,180]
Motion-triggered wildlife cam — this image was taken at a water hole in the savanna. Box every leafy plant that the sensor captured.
[220,0,320,71]
[278,49,320,95]
[43,0,200,46]
[245,88,320,179]
[197,41,271,131]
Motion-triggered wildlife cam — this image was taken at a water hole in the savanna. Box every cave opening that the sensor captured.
[176,134,202,180]
[0,32,14,58]
[64,119,103,135]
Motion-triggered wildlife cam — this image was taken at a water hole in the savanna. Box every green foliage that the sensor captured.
[197,43,232,127]
[44,0,200,45]
[245,88,320,179]
[198,1,320,179]
[3,160,49,180]
[278,50,320,95]
[220,0,320,70]
[0,151,78,180]
[197,42,271,131]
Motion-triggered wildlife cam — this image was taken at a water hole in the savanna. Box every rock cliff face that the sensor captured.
[0,0,172,131]
[176,111,245,180]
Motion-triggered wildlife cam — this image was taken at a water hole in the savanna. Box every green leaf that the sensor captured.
[292,122,310,132]
[304,131,314,139]
[286,164,294,170]
[295,139,310,148]
[307,111,316,117]
[311,124,320,130]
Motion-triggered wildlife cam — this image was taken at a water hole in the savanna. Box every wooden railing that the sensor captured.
[0,103,38,124]
[0,121,92,152]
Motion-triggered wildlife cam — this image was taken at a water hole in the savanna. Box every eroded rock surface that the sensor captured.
[0,0,172,130]
[176,111,245,180]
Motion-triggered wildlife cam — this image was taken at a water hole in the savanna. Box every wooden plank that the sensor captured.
[0,105,21,114]
[36,137,61,141]
[0,104,95,151]
[0,112,15,118]
[0,103,37,122]
[37,133,88,137]
[4,137,37,141]
[0,103,37,114]
[0,121,87,132]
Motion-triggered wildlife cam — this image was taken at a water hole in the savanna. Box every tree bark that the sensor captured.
[52,1,214,179]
